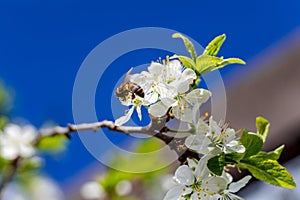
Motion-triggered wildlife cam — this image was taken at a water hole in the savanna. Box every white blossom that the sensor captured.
[114,68,158,126]
[80,181,106,200]
[216,175,251,200]
[115,180,132,196]
[207,117,245,154]
[116,59,212,124]
[185,118,211,154]
[185,117,245,156]
[0,124,36,160]
[146,60,211,122]
[164,156,228,200]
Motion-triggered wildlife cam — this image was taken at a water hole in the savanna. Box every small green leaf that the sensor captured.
[216,57,246,69]
[238,155,296,188]
[37,135,68,153]
[18,157,42,173]
[255,145,285,161]
[256,117,270,142]
[207,153,226,176]
[172,33,197,61]
[203,34,226,56]
[240,130,263,158]
[171,55,196,70]
[0,156,9,171]
[0,116,7,130]
[195,54,223,75]
[225,152,244,163]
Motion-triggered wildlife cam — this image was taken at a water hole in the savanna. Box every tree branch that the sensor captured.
[35,118,199,161]
[0,117,199,198]
[35,117,168,142]
[0,157,21,198]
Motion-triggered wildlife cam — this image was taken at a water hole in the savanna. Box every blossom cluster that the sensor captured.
[112,33,296,199]
[165,117,250,200]
[114,57,252,199]
[115,59,211,126]
[185,116,245,156]
[164,155,251,200]
[0,124,36,160]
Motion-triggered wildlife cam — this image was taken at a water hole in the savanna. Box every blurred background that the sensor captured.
[0,0,300,199]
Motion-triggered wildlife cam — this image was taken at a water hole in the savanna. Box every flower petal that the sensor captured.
[209,116,222,136]
[194,155,212,178]
[148,62,164,76]
[4,124,22,139]
[1,144,18,160]
[19,144,35,158]
[185,89,211,105]
[190,192,212,200]
[185,135,210,154]
[143,91,158,105]
[22,125,36,142]
[115,106,135,126]
[161,98,177,107]
[174,165,195,186]
[196,118,210,135]
[226,141,245,153]
[173,105,193,123]
[225,193,245,200]
[181,68,196,83]
[163,185,190,200]
[149,101,170,117]
[187,158,198,170]
[136,105,142,121]
[202,176,228,193]
[228,175,251,193]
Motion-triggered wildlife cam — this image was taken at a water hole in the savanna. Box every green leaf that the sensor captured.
[0,116,7,130]
[37,135,68,153]
[238,155,296,188]
[256,116,270,142]
[207,153,226,176]
[195,54,223,75]
[0,156,9,171]
[171,55,196,70]
[255,145,285,161]
[215,57,246,69]
[240,130,263,158]
[0,84,11,115]
[225,152,244,163]
[195,56,245,76]
[172,33,197,61]
[18,157,42,173]
[203,34,226,56]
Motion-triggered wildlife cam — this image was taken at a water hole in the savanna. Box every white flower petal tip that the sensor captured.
[114,106,135,126]
[228,175,251,193]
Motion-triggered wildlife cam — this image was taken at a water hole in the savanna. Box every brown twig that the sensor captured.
[0,117,199,198]
[35,118,199,160]
[0,157,21,198]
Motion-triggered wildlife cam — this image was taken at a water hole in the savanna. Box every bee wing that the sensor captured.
[123,67,133,83]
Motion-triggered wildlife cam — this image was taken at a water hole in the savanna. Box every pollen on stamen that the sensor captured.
[201,112,209,120]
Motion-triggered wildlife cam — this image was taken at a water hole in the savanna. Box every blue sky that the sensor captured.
[0,0,299,186]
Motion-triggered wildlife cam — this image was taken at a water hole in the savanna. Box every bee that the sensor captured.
[115,68,145,101]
